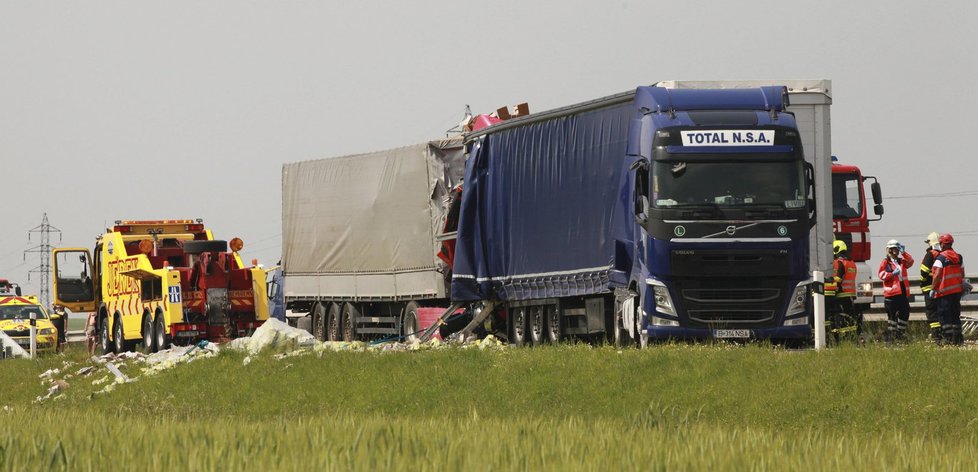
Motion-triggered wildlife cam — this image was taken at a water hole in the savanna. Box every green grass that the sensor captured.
[4,342,978,470]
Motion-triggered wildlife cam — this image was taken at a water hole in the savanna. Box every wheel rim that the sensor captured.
[343,309,354,341]
[155,319,166,350]
[529,307,544,343]
[114,319,124,352]
[405,311,419,342]
[100,319,110,353]
[327,312,339,341]
[312,305,325,341]
[546,307,560,342]
[143,317,152,349]
[512,308,526,344]
[634,297,647,349]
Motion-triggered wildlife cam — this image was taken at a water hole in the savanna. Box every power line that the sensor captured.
[887,190,978,200]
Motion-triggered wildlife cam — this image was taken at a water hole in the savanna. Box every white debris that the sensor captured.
[227,318,317,355]
[38,368,60,379]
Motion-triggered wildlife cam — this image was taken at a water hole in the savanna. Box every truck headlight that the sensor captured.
[39,328,55,335]
[651,315,680,327]
[785,281,809,316]
[858,282,873,297]
[783,316,809,326]
[646,278,676,316]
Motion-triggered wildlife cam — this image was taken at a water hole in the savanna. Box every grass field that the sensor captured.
[4,342,978,470]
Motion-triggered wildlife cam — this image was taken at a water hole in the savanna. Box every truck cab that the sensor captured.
[616,86,818,342]
[831,158,883,309]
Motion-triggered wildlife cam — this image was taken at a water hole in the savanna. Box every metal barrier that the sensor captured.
[863,274,977,321]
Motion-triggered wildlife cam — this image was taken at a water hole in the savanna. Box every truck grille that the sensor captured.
[3,329,29,337]
[687,309,775,324]
[682,288,780,303]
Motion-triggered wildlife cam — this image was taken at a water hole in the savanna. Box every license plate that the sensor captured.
[175,331,200,338]
[714,329,750,339]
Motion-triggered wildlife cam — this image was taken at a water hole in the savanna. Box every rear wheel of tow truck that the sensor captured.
[528,306,545,346]
[154,313,170,351]
[510,306,528,346]
[311,302,327,341]
[100,315,114,355]
[326,303,341,341]
[142,312,156,353]
[543,305,561,344]
[113,315,127,353]
[341,303,358,342]
[402,301,420,343]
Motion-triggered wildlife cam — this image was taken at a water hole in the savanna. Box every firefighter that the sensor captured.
[919,231,942,342]
[829,240,860,340]
[878,239,915,342]
[931,233,968,345]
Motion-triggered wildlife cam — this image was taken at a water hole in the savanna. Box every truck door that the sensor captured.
[52,248,97,312]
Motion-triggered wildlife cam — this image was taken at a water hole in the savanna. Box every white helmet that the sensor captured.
[886,239,901,249]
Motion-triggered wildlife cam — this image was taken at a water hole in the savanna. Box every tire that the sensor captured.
[632,293,648,349]
[113,315,126,353]
[142,313,155,353]
[154,314,170,351]
[403,301,420,343]
[511,306,528,346]
[183,240,228,254]
[341,303,358,342]
[544,305,561,344]
[608,301,625,348]
[311,303,326,341]
[528,306,545,345]
[100,316,114,355]
[326,303,341,341]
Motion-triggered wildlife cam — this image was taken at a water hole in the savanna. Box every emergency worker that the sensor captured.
[919,232,942,342]
[932,233,967,345]
[878,239,915,342]
[50,304,67,352]
[829,240,860,340]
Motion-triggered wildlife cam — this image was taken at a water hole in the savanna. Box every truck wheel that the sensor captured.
[183,240,228,254]
[341,303,358,342]
[510,307,528,346]
[326,303,340,341]
[528,306,544,345]
[403,301,420,343]
[113,315,127,353]
[142,313,155,353]
[100,316,114,354]
[154,314,170,351]
[544,305,561,344]
[632,294,648,349]
[608,303,625,348]
[311,303,326,341]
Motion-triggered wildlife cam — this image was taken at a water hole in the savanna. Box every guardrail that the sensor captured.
[862,274,978,321]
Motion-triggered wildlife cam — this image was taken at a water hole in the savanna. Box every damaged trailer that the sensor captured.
[281,138,467,341]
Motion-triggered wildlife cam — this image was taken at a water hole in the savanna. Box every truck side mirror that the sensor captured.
[635,196,650,225]
[871,181,882,205]
[874,204,884,216]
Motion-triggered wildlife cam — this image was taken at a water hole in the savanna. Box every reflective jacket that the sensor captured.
[932,249,965,298]
[835,257,857,298]
[919,248,940,293]
[879,253,915,298]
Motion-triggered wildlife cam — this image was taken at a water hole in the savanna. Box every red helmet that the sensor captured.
[939,233,954,246]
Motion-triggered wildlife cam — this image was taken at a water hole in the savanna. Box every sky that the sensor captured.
[1,0,976,302]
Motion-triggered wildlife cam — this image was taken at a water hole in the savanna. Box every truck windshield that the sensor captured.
[0,305,48,320]
[652,156,805,208]
[832,171,863,219]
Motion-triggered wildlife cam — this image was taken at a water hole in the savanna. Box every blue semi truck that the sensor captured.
[451,81,833,345]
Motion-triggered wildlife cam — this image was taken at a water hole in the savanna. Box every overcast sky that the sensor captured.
[2,1,976,299]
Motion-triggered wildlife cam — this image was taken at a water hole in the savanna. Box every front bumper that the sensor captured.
[646,324,811,340]
[6,334,58,351]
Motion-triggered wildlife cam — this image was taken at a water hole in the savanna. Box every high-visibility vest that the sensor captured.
[934,250,965,298]
[838,258,857,298]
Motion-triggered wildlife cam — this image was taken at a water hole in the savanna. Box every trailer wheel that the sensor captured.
[510,307,528,346]
[100,315,113,354]
[113,314,127,353]
[544,305,561,344]
[154,312,170,351]
[142,313,155,353]
[311,303,326,341]
[528,306,545,345]
[403,301,420,343]
[326,303,341,341]
[341,303,358,342]
[183,240,228,254]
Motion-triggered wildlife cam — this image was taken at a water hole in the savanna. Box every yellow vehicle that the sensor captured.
[52,219,270,354]
[0,294,58,353]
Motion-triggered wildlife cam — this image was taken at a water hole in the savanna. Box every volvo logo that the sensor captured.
[725,225,737,236]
